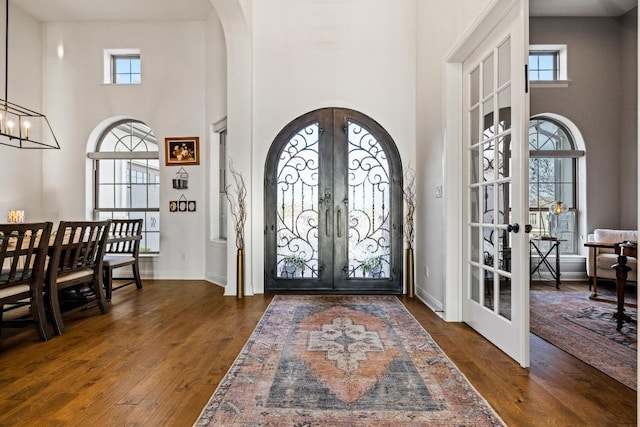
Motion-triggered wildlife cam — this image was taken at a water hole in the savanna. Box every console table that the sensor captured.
[530,237,562,288]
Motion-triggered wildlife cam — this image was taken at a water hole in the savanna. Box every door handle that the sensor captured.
[524,224,532,234]
[325,208,330,237]
[507,223,520,233]
[337,207,342,238]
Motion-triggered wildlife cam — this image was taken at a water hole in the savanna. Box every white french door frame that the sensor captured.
[443,0,530,367]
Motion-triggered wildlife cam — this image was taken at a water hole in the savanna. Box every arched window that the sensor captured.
[529,117,584,254]
[89,119,160,253]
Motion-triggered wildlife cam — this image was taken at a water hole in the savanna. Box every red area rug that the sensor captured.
[194,295,505,426]
[530,284,637,390]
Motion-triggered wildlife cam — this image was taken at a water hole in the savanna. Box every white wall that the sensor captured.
[0,6,44,221]
[210,0,494,300]
[204,11,228,286]
[39,20,211,279]
[247,0,417,294]
[415,0,492,309]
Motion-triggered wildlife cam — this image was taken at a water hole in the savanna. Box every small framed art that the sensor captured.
[165,137,200,166]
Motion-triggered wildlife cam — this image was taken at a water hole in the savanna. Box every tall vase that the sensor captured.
[406,247,415,298]
[236,248,245,299]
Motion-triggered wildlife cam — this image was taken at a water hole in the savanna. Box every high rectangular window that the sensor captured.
[103,49,141,85]
[529,45,568,84]
[113,55,141,84]
[529,51,558,81]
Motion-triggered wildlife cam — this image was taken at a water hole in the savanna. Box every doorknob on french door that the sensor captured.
[507,223,520,233]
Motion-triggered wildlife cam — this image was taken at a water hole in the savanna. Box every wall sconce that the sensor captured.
[7,209,24,223]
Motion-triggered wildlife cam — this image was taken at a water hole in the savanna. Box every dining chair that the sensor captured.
[0,221,53,341]
[103,219,143,300]
[45,220,110,335]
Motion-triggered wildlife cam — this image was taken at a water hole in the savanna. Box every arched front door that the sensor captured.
[264,108,403,293]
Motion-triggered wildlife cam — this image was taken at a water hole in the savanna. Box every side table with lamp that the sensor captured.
[529,201,567,288]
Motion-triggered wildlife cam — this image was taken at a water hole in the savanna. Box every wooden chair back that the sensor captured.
[50,221,110,274]
[102,219,144,300]
[106,219,143,256]
[0,222,53,341]
[46,220,110,335]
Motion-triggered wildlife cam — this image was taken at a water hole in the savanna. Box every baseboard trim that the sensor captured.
[415,287,445,315]
[531,271,589,282]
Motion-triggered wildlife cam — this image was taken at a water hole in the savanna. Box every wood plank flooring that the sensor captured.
[0,280,636,426]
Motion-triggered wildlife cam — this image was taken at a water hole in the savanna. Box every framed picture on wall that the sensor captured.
[165,137,200,166]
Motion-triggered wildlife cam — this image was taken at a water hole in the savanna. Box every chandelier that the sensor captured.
[0,0,59,149]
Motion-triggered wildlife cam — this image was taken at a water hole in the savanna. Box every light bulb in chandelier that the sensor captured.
[0,0,60,149]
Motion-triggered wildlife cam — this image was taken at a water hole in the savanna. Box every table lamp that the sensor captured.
[547,201,566,238]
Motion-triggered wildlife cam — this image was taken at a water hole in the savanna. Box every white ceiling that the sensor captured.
[8,0,638,22]
[10,0,214,22]
[530,0,637,17]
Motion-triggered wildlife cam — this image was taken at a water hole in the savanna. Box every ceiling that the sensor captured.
[10,0,214,22]
[8,0,638,22]
[530,0,637,17]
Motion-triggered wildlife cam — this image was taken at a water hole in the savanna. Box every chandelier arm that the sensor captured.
[4,0,7,103]
[0,0,60,149]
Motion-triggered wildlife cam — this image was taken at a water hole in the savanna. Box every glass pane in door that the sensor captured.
[276,124,320,278]
[346,121,391,279]
[470,40,515,319]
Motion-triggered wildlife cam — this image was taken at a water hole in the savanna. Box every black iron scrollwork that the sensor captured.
[276,124,320,278]
[346,121,391,278]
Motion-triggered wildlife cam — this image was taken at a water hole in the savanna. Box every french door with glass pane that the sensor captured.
[264,108,403,293]
[461,0,530,367]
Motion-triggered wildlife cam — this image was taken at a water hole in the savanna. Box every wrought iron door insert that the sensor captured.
[264,108,403,293]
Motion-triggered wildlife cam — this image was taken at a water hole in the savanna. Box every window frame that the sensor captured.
[528,117,584,254]
[89,119,160,254]
[529,44,569,87]
[103,48,141,85]
[213,118,228,241]
[112,54,141,85]
[529,51,558,81]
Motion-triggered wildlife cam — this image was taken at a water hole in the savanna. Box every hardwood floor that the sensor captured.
[0,280,636,426]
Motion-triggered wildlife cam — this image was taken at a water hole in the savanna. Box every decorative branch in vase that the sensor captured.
[403,165,416,297]
[403,165,416,250]
[225,160,247,298]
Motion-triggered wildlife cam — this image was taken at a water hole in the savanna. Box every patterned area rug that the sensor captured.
[194,295,505,426]
[530,285,637,390]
